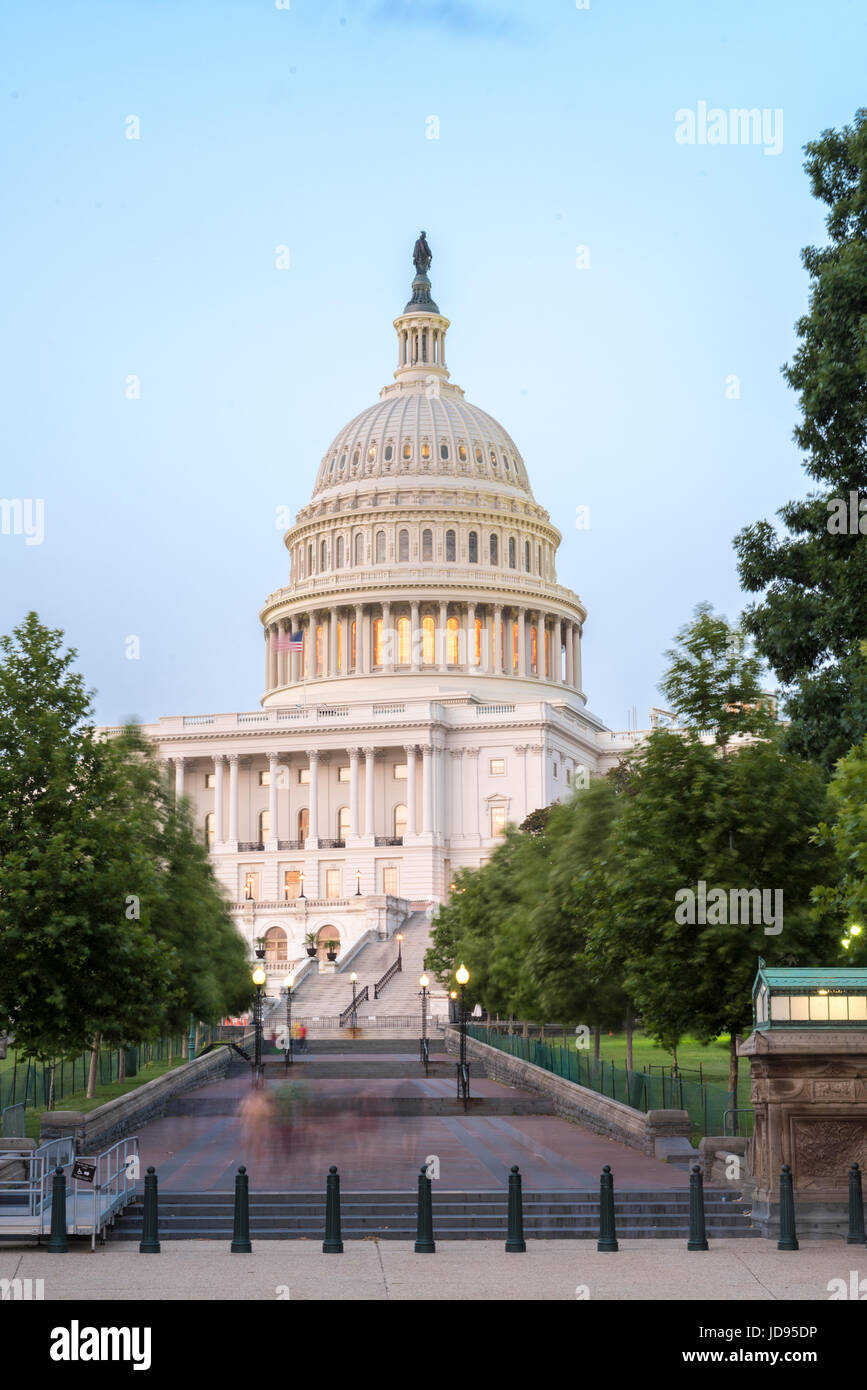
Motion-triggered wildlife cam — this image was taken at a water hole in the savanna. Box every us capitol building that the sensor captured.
[131,237,628,999]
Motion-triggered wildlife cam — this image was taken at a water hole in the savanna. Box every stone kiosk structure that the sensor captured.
[740,959,867,1238]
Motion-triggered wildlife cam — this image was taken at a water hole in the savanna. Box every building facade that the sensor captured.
[129,244,617,990]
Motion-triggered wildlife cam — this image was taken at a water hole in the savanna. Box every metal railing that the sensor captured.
[374,956,402,998]
[0,1103,25,1137]
[339,985,370,1027]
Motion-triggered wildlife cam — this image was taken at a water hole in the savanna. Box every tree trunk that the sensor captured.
[86,1032,101,1099]
[625,1006,634,1072]
[729,1032,739,1103]
[195,1023,201,1054]
[593,1023,601,1060]
[671,1040,679,1078]
[168,1035,174,1067]
[118,1048,126,1083]
[48,1058,56,1111]
[182,1030,189,1059]
[521,1020,528,1038]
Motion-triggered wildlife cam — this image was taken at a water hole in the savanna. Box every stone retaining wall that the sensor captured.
[39,1045,236,1153]
[446,1029,692,1159]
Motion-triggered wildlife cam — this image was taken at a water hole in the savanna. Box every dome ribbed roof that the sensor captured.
[312,385,533,501]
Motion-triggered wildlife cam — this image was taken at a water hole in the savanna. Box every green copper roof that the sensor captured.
[754,964,867,990]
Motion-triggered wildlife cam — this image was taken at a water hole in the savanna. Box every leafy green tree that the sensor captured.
[659,603,773,755]
[735,109,867,770]
[812,734,867,962]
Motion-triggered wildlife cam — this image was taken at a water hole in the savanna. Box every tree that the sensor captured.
[735,108,867,770]
[659,603,773,755]
[812,734,867,962]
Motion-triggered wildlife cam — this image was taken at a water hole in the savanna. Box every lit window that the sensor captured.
[544,628,549,677]
[258,810,269,842]
[458,443,468,462]
[393,764,408,780]
[383,866,398,895]
[447,616,460,665]
[338,766,351,782]
[491,807,506,838]
[490,759,505,776]
[394,803,408,838]
[298,769,311,784]
[258,771,270,787]
[367,444,377,463]
[205,773,216,789]
[468,531,478,563]
[490,448,497,467]
[337,807,350,839]
[422,529,433,561]
[373,617,384,665]
[474,444,483,463]
[244,872,259,901]
[297,807,309,838]
[421,442,431,461]
[422,615,435,663]
[398,529,409,562]
[204,812,215,847]
[397,616,410,664]
[325,869,341,900]
[402,441,412,461]
[489,534,498,565]
[283,870,301,901]
[445,530,456,562]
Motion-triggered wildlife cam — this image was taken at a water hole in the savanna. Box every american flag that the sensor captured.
[274,632,304,653]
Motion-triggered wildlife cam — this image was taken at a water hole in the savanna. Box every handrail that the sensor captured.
[339,984,369,1028]
[373,956,401,999]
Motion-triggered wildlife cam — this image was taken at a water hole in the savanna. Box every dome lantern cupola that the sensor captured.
[392,231,450,388]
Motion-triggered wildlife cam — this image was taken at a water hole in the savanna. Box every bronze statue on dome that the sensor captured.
[412,231,432,276]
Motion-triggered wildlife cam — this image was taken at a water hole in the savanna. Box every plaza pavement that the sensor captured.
[0,1239,861,1300]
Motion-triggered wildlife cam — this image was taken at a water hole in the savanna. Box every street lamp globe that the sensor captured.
[252,965,267,987]
[456,963,470,985]
[420,974,429,989]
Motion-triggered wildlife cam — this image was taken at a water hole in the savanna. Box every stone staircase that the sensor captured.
[288,909,444,1036]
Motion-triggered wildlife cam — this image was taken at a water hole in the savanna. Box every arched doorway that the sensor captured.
[315,925,340,961]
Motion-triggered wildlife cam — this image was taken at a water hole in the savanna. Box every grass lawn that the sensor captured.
[9,1057,193,1142]
[489,1029,750,1090]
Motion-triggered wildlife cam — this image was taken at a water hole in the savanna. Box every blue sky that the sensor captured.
[2,0,865,728]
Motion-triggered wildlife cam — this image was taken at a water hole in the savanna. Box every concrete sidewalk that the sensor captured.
[1,1240,861,1300]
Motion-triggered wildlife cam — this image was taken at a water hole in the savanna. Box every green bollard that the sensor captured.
[847,1162,866,1246]
[597,1165,619,1252]
[138,1166,161,1254]
[505,1165,526,1253]
[414,1164,436,1253]
[231,1165,252,1253]
[323,1166,343,1254]
[687,1164,709,1251]
[777,1164,799,1251]
[46,1165,69,1253]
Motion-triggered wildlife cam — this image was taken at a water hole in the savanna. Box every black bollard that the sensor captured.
[687,1164,709,1251]
[139,1166,161,1254]
[230,1165,252,1253]
[46,1165,69,1254]
[505,1165,526,1253]
[777,1164,799,1251]
[597,1165,618,1252]
[323,1166,343,1254]
[847,1162,866,1246]
[414,1164,436,1253]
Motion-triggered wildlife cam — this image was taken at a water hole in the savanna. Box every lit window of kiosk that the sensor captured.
[752,957,867,1030]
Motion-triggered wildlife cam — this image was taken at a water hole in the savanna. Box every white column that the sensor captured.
[264,630,271,692]
[435,744,445,838]
[268,752,279,845]
[565,622,575,686]
[341,612,350,675]
[421,744,433,834]
[348,747,360,837]
[329,607,338,677]
[307,749,319,844]
[466,602,476,669]
[517,608,526,677]
[228,754,239,843]
[410,600,420,672]
[214,756,225,843]
[405,744,418,835]
[493,605,502,673]
[354,604,363,673]
[438,601,448,671]
[174,757,185,799]
[364,746,376,838]
[573,625,582,692]
[382,601,392,672]
[553,617,562,683]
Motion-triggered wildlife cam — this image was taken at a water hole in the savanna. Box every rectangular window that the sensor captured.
[382,866,398,895]
[553,762,559,779]
[491,807,506,838]
[283,870,301,901]
[393,764,408,780]
[298,769,310,784]
[337,766,351,782]
[204,772,216,789]
[325,869,341,899]
[258,771,270,787]
[243,872,259,901]
[489,758,505,776]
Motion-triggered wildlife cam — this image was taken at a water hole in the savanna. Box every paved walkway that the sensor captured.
[0,1240,858,1301]
[139,1073,695,1192]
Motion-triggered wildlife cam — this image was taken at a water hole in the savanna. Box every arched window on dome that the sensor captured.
[421,441,431,463]
[402,441,412,461]
[445,530,456,562]
[458,443,468,463]
[422,529,433,562]
[328,455,336,477]
[339,451,347,473]
[336,535,344,568]
[397,616,410,665]
[393,803,408,839]
[447,616,460,665]
[320,539,327,570]
[384,442,394,463]
[398,529,409,562]
[354,532,364,566]
[440,441,449,461]
[373,617,384,666]
[307,543,313,577]
[489,534,498,565]
[490,448,498,468]
[508,537,516,569]
[352,449,360,470]
[367,443,377,464]
[503,456,510,474]
[474,444,483,464]
[422,615,435,664]
[524,540,531,572]
[375,530,386,564]
[468,531,478,564]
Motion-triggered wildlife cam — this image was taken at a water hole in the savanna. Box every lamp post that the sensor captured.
[350,971,358,1029]
[396,932,404,970]
[419,974,429,1072]
[455,963,470,1107]
[251,958,267,1086]
[355,869,362,896]
[283,982,293,1067]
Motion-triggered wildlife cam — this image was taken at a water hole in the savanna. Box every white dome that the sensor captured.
[312,383,534,501]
